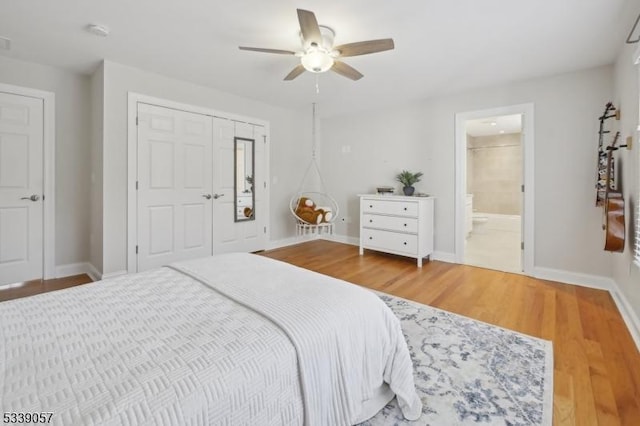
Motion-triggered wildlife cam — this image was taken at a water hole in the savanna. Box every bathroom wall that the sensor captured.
[467,133,522,215]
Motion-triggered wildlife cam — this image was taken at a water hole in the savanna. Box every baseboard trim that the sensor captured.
[432,251,457,263]
[101,270,128,280]
[86,264,101,281]
[609,288,640,351]
[532,267,615,291]
[55,262,88,278]
[266,235,311,250]
[320,234,359,246]
[56,262,95,279]
[56,262,102,282]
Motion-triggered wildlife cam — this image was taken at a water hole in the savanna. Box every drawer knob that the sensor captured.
[404,223,407,227]
[369,205,373,208]
[369,236,373,240]
[369,219,373,223]
[403,242,407,245]
[403,207,407,211]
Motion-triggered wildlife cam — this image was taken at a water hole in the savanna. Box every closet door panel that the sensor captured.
[137,103,213,271]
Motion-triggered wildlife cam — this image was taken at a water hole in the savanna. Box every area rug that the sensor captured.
[361,294,553,426]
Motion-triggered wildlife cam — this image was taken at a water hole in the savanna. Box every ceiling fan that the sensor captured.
[239,9,394,81]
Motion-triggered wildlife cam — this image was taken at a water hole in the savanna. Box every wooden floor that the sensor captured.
[0,273,92,302]
[1,239,638,425]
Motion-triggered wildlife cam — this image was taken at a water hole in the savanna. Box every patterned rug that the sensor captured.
[361,294,553,426]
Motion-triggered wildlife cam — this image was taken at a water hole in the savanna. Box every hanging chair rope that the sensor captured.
[296,102,330,195]
[289,103,339,229]
[296,157,329,196]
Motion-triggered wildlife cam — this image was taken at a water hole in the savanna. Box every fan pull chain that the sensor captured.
[311,102,317,159]
[315,75,320,94]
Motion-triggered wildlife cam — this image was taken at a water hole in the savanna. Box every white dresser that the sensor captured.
[359,194,434,267]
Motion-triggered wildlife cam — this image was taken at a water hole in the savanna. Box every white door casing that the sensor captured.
[520,118,525,269]
[212,118,267,254]
[252,124,267,251]
[0,91,44,284]
[136,103,213,271]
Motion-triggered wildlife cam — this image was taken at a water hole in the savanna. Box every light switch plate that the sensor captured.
[0,37,11,50]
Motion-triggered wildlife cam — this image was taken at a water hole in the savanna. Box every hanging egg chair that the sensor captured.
[289,103,339,235]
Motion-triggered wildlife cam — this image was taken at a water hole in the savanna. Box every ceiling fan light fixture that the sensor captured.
[301,49,334,73]
[239,9,394,81]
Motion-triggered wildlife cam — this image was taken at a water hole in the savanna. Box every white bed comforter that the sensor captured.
[1,253,421,425]
[171,254,422,425]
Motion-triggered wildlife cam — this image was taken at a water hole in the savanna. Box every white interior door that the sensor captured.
[137,103,213,271]
[212,118,267,253]
[0,92,44,285]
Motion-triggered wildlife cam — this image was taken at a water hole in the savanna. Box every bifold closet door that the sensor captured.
[212,118,267,254]
[136,103,213,271]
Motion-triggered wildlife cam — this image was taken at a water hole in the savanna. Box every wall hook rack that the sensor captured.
[626,13,640,44]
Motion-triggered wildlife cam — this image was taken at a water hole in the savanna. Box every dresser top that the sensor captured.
[358,194,434,201]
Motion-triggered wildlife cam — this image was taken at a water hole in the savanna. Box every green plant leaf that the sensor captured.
[395,170,423,186]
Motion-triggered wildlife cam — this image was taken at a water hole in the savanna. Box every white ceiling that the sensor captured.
[466,114,522,137]
[0,0,632,116]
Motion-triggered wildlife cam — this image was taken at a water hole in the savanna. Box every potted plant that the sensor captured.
[395,170,423,196]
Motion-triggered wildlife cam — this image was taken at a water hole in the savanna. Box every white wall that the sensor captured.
[100,60,310,275]
[612,41,640,321]
[321,65,614,278]
[0,56,91,269]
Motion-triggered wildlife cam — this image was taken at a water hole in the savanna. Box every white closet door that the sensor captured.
[137,103,213,271]
[0,92,43,285]
[212,118,267,253]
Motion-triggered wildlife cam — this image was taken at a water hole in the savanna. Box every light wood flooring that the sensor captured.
[1,239,638,425]
[0,273,92,302]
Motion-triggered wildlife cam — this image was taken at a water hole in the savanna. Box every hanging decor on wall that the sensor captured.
[626,13,640,44]
[594,101,628,252]
[595,102,619,207]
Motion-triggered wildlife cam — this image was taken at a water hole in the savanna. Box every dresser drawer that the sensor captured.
[362,228,418,255]
[362,214,418,233]
[362,199,418,217]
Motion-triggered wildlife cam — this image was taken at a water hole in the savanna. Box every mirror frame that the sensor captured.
[234,136,256,222]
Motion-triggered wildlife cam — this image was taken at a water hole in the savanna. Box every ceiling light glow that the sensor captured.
[301,48,334,73]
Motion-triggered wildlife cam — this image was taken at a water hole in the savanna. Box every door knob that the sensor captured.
[203,194,212,200]
[213,193,224,199]
[21,194,40,202]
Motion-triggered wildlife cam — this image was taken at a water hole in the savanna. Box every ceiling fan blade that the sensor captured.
[284,64,306,81]
[334,39,395,57]
[239,46,296,55]
[331,61,364,81]
[297,9,322,45]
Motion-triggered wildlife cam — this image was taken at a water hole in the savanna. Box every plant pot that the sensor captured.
[403,186,415,196]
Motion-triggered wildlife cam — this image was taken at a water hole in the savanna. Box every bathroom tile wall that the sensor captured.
[467,133,522,215]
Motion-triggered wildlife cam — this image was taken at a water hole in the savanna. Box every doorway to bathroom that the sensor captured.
[465,114,522,272]
[454,104,534,275]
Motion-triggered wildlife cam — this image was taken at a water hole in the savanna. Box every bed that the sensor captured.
[1,253,422,425]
